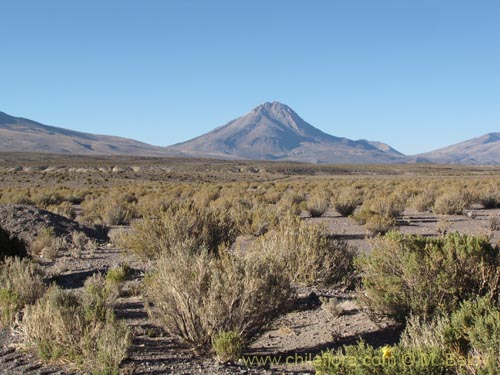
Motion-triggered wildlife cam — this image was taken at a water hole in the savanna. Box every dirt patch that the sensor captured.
[0,204,104,246]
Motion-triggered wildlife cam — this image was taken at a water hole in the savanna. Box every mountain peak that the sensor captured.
[168,102,405,163]
[254,101,292,116]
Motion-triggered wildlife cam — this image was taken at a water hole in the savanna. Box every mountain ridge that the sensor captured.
[0,111,181,157]
[415,132,500,165]
[1,105,499,165]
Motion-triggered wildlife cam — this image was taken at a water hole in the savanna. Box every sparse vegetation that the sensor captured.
[3,156,500,374]
[21,279,131,375]
[0,257,45,326]
[120,202,237,259]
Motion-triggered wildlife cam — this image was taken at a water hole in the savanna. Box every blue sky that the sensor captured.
[1,0,499,154]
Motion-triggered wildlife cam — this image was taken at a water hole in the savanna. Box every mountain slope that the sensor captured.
[168,102,405,164]
[416,133,500,165]
[0,111,180,156]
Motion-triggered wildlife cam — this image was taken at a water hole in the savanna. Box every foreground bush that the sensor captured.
[120,202,237,259]
[144,241,293,353]
[357,232,500,322]
[0,257,45,326]
[22,276,131,375]
[443,297,500,372]
[249,216,355,287]
[400,297,500,375]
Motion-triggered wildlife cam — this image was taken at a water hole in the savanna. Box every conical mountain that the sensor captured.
[168,102,405,163]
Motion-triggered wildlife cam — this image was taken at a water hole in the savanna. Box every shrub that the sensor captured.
[364,215,396,236]
[368,195,403,219]
[357,232,500,322]
[249,215,355,287]
[443,297,500,372]
[306,190,331,218]
[433,190,471,215]
[333,188,360,217]
[121,202,237,259]
[144,241,293,353]
[353,195,402,235]
[81,193,139,226]
[0,225,27,260]
[0,257,45,326]
[400,298,500,374]
[48,201,76,220]
[212,330,243,363]
[21,283,130,375]
[30,228,66,260]
[410,190,435,212]
[105,265,130,297]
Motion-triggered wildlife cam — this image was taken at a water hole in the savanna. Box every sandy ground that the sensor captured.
[1,205,500,374]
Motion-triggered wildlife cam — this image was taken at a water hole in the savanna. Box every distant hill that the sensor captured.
[167,102,406,164]
[0,111,180,157]
[3,106,497,165]
[415,133,500,165]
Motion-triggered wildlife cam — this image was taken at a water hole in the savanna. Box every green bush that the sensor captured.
[443,297,500,372]
[357,232,500,322]
[400,297,500,375]
[212,330,243,363]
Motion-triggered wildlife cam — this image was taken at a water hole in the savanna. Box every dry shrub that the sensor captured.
[433,190,471,215]
[0,257,45,326]
[249,216,355,287]
[333,188,361,217]
[81,192,139,226]
[144,241,293,353]
[410,189,435,212]
[121,202,237,259]
[47,201,76,220]
[22,275,130,374]
[368,194,403,219]
[364,214,396,236]
[220,200,280,236]
[30,228,66,260]
[306,190,331,217]
[357,232,500,322]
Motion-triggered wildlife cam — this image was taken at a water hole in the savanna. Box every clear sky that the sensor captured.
[1,0,499,155]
